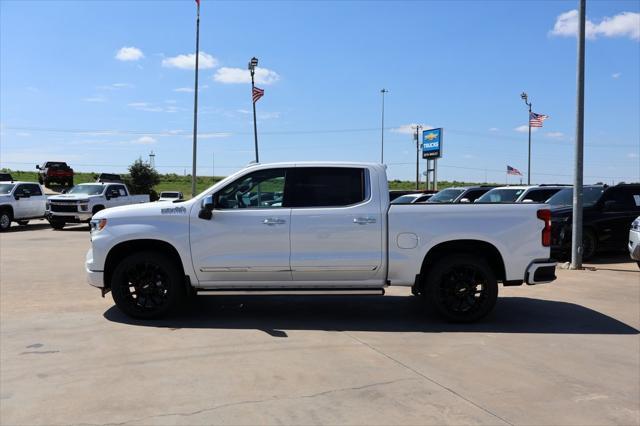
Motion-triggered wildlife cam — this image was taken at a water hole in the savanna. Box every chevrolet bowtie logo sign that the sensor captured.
[422,128,443,159]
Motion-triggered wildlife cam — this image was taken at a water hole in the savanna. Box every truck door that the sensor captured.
[12,184,32,218]
[287,167,383,283]
[190,167,292,284]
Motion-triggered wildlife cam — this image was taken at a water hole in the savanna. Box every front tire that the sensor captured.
[582,230,597,261]
[48,219,65,230]
[111,251,184,319]
[0,211,12,232]
[424,255,498,322]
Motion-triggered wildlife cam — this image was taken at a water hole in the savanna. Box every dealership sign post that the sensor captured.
[422,128,443,190]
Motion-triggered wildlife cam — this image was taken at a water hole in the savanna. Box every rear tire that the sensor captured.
[48,219,65,230]
[17,220,29,226]
[424,255,498,322]
[111,251,184,319]
[0,211,12,232]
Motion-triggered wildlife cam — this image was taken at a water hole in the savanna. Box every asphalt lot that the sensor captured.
[1,219,639,425]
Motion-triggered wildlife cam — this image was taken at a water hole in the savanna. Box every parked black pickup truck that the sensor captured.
[549,184,640,260]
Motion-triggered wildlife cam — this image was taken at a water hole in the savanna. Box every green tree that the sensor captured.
[127,158,160,200]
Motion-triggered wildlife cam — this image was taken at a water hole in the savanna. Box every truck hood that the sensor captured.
[48,194,95,201]
[93,200,194,219]
[0,194,12,203]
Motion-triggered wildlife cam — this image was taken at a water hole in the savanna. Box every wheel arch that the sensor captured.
[103,239,188,290]
[92,205,105,215]
[0,204,14,220]
[419,239,506,286]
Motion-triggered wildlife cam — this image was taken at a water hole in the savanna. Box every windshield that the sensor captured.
[0,183,16,194]
[391,195,419,204]
[427,188,465,203]
[546,187,605,208]
[161,192,180,198]
[477,188,526,203]
[68,184,104,195]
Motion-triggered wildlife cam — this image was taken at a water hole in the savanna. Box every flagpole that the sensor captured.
[249,57,259,163]
[527,102,532,185]
[191,0,200,197]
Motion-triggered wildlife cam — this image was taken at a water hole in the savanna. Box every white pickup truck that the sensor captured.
[47,182,149,230]
[86,162,556,322]
[0,181,47,231]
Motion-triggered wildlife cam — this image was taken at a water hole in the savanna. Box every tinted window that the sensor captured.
[391,194,419,204]
[603,188,640,211]
[427,188,465,203]
[286,167,366,208]
[107,185,127,197]
[464,189,489,202]
[477,189,525,203]
[522,188,562,202]
[26,184,42,196]
[216,168,287,209]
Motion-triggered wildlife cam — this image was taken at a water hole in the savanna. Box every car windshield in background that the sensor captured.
[391,195,420,204]
[68,185,104,195]
[477,188,525,203]
[0,183,16,194]
[427,188,465,203]
[546,187,605,208]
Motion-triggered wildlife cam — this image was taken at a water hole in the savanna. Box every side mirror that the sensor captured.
[35,165,40,170]
[198,195,214,220]
[459,198,470,203]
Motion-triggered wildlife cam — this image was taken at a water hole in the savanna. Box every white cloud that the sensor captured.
[550,10,640,40]
[488,127,499,132]
[173,84,208,93]
[128,102,181,113]
[83,96,107,103]
[162,52,217,70]
[16,132,31,137]
[236,109,251,114]
[612,72,622,79]
[213,67,280,85]
[545,131,565,139]
[198,132,232,139]
[628,152,639,159]
[115,46,144,61]
[391,124,436,134]
[514,125,538,133]
[26,86,39,93]
[258,111,281,120]
[132,136,157,145]
[97,83,134,90]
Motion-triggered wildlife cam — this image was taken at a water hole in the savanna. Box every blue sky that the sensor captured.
[1,0,639,184]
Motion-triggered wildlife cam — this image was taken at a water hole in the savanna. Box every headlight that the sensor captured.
[633,220,640,231]
[79,203,89,211]
[90,218,107,232]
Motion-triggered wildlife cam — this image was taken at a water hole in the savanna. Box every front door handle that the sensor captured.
[263,218,286,226]
[353,217,376,225]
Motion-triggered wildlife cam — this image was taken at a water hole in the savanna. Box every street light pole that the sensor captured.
[248,57,259,163]
[571,0,587,270]
[521,92,532,185]
[380,89,388,164]
[191,1,201,197]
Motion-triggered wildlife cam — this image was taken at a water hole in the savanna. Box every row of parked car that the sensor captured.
[392,183,640,263]
[0,173,183,232]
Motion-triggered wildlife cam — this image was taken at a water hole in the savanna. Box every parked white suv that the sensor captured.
[86,162,556,322]
[476,185,566,203]
[0,181,47,231]
[47,182,149,230]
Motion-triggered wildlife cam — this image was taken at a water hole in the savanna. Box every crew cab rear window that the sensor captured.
[285,167,366,208]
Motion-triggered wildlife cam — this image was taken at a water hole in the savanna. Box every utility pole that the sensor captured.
[571,0,587,270]
[520,92,532,185]
[380,89,388,164]
[413,125,422,190]
[191,0,201,197]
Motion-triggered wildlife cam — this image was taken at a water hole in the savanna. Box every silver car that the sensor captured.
[629,217,640,267]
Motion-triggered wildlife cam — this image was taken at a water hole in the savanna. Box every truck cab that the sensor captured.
[0,182,47,231]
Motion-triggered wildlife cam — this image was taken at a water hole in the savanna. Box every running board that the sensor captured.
[194,288,385,296]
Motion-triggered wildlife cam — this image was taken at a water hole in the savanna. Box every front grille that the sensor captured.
[51,204,78,213]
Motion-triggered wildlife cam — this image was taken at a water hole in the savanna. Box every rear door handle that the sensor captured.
[263,218,286,226]
[353,217,376,225]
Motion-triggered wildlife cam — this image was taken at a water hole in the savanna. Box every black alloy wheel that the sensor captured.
[425,255,498,322]
[111,252,183,319]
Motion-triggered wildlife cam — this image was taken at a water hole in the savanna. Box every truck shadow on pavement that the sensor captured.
[104,296,639,336]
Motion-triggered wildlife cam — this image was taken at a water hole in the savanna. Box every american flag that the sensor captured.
[529,112,549,128]
[252,86,264,103]
[507,165,522,176]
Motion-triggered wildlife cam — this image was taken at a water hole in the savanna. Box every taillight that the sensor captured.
[537,209,551,247]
